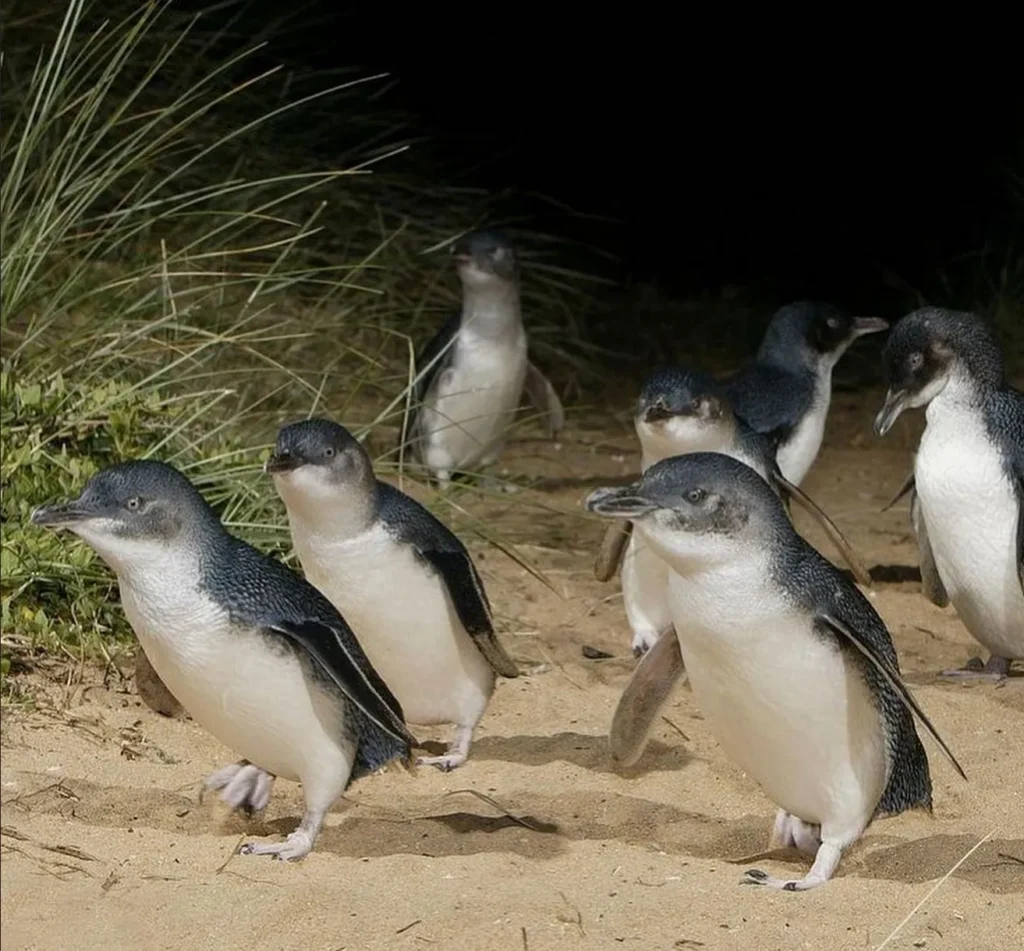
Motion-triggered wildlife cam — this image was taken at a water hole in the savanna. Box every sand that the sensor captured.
[2,388,1022,951]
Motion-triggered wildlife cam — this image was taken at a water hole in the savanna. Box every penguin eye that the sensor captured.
[685,488,706,504]
[691,397,702,411]
[907,352,924,370]
[125,497,142,511]
[826,316,841,330]
[323,447,336,458]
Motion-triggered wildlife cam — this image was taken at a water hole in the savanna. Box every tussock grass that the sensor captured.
[0,0,605,690]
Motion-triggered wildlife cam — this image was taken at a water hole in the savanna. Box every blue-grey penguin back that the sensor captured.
[723,302,842,439]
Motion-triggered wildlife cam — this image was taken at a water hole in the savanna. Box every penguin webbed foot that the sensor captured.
[202,760,275,816]
[239,805,327,861]
[417,725,473,771]
[741,868,822,891]
[741,834,842,892]
[417,752,467,772]
[630,630,660,658]
[240,826,315,861]
[939,654,1011,683]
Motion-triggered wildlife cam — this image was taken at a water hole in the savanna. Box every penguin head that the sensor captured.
[760,301,888,366]
[584,452,783,569]
[451,229,519,286]
[634,366,734,457]
[31,459,219,569]
[266,419,375,511]
[874,307,1004,436]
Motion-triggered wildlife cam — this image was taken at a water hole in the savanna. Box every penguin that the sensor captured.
[400,229,564,489]
[595,366,872,658]
[584,452,965,891]
[267,417,520,771]
[723,301,889,485]
[30,460,416,861]
[874,307,1023,681]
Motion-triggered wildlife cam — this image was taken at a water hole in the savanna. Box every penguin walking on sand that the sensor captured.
[401,229,564,489]
[724,301,889,485]
[267,417,520,771]
[585,453,965,891]
[595,366,872,658]
[31,460,416,861]
[874,307,1023,681]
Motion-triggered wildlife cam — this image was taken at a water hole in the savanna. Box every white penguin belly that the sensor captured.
[119,569,351,784]
[622,531,673,649]
[777,376,830,486]
[294,525,494,727]
[422,331,528,472]
[662,560,887,828]
[915,408,1024,659]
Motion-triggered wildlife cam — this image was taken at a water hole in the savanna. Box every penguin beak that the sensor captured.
[30,500,92,528]
[584,486,660,519]
[873,388,908,437]
[642,403,675,423]
[264,450,299,475]
[851,316,889,337]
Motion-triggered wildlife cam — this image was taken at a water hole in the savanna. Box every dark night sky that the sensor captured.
[194,3,1024,306]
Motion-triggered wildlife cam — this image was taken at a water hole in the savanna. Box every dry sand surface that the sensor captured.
[2,388,1023,951]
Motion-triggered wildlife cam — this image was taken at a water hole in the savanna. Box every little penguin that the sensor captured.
[724,301,889,485]
[267,417,520,771]
[400,229,564,489]
[584,452,965,891]
[31,460,416,861]
[596,365,872,658]
[874,307,1023,681]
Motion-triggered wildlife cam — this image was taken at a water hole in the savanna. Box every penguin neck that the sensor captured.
[638,416,738,471]
[925,366,988,424]
[460,280,521,338]
[641,520,768,583]
[282,478,380,544]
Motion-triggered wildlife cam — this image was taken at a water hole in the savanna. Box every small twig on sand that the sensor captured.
[660,716,690,742]
[215,833,247,874]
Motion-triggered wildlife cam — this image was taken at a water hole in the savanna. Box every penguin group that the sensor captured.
[31,230,1022,890]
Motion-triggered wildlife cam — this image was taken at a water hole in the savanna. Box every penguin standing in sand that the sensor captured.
[31,460,416,861]
[724,301,889,485]
[401,229,564,489]
[267,417,520,771]
[874,307,1023,681]
[585,453,965,891]
[596,366,871,657]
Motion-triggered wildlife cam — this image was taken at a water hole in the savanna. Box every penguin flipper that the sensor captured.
[817,611,966,780]
[399,312,461,455]
[881,469,916,512]
[268,618,417,749]
[608,628,686,768]
[773,470,872,588]
[1012,460,1023,594]
[910,488,949,607]
[595,520,632,582]
[524,360,565,437]
[134,648,184,718]
[416,547,521,679]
